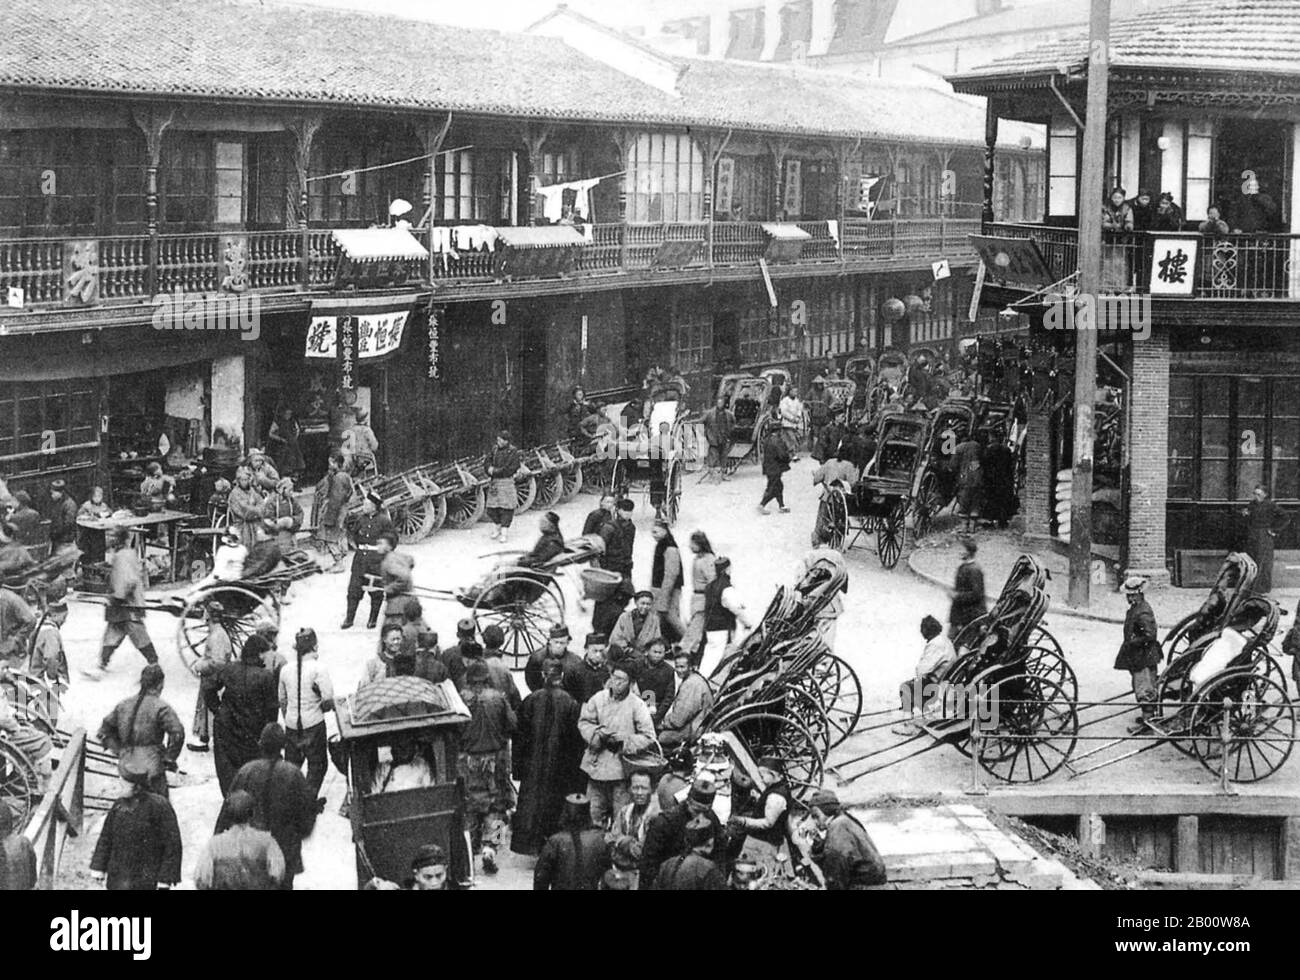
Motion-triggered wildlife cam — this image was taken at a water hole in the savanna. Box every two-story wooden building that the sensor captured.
[952,0,1300,583]
[0,0,1042,506]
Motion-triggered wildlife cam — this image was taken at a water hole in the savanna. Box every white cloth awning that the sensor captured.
[760,222,812,241]
[496,226,589,248]
[331,227,429,261]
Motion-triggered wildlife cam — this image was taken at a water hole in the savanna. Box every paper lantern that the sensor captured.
[904,294,927,316]
[881,297,906,322]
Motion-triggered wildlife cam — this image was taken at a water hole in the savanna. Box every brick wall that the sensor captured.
[1127,324,1170,580]
[1023,406,1052,538]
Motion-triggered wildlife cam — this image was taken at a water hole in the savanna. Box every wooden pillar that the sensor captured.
[706,130,732,270]
[1077,813,1106,859]
[982,99,998,226]
[419,113,453,284]
[1175,816,1199,873]
[521,123,551,227]
[771,140,791,220]
[287,112,323,289]
[132,105,175,297]
[610,130,633,269]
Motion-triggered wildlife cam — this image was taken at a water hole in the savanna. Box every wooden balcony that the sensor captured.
[0,217,980,318]
[985,222,1300,301]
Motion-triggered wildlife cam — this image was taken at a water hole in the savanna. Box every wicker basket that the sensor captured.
[581,568,622,600]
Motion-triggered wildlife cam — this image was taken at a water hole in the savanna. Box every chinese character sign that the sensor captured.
[715,157,735,216]
[305,316,337,358]
[306,311,408,361]
[339,315,356,390]
[1149,238,1199,296]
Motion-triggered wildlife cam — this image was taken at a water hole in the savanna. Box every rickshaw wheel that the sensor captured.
[714,710,825,803]
[610,459,631,499]
[1021,645,1078,702]
[975,673,1078,784]
[472,575,565,669]
[534,472,564,509]
[392,496,443,544]
[177,584,280,674]
[663,459,683,525]
[1189,673,1294,783]
[876,500,906,569]
[1156,643,1206,756]
[559,464,584,502]
[801,653,863,747]
[0,739,40,830]
[1161,612,1202,665]
[444,487,486,529]
[515,476,538,513]
[817,489,849,551]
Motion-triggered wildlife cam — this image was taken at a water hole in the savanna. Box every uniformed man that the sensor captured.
[1115,576,1161,733]
[342,491,393,630]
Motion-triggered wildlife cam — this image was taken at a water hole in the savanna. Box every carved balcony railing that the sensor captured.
[985,221,1300,300]
[0,216,986,315]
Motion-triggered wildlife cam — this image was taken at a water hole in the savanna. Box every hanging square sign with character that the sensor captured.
[1149,237,1199,296]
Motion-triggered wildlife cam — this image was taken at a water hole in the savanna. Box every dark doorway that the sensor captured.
[713,310,740,382]
[520,323,548,447]
[1215,118,1291,231]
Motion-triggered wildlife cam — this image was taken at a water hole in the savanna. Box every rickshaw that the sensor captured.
[609,377,690,523]
[914,397,980,523]
[328,677,473,889]
[817,411,931,568]
[1161,553,1258,663]
[715,373,775,474]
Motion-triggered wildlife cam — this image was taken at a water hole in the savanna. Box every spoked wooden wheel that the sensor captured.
[392,496,444,544]
[1028,625,1064,660]
[0,739,40,830]
[559,464,584,502]
[444,487,486,529]
[1021,645,1078,702]
[471,575,565,669]
[1188,672,1295,783]
[876,500,906,569]
[1255,651,1290,700]
[975,673,1078,784]
[534,471,564,509]
[716,710,825,802]
[515,476,538,513]
[177,585,280,674]
[817,489,849,551]
[1156,651,1202,757]
[609,459,632,500]
[662,459,683,525]
[801,653,863,747]
[911,472,938,540]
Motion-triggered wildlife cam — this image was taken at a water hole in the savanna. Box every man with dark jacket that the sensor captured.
[97,664,184,798]
[460,660,517,874]
[524,625,583,692]
[639,773,725,889]
[46,480,79,550]
[581,493,616,539]
[593,500,636,634]
[485,430,522,543]
[226,723,318,889]
[948,537,987,641]
[512,660,587,856]
[804,788,886,890]
[534,793,610,890]
[440,618,478,689]
[653,815,727,890]
[757,419,791,515]
[88,529,158,676]
[566,633,611,706]
[89,760,182,891]
[203,638,280,794]
[341,491,393,629]
[1116,576,1162,733]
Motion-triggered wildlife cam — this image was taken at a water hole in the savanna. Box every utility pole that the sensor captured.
[1068,0,1111,607]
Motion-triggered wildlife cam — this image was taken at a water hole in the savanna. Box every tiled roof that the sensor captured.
[0,0,1040,148]
[951,0,1300,84]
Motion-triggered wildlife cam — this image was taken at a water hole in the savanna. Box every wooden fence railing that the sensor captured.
[21,727,86,890]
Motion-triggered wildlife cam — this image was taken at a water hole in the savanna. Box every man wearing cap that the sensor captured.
[485,430,521,543]
[97,664,183,798]
[189,600,233,752]
[593,499,637,635]
[260,477,303,553]
[638,638,676,725]
[312,450,353,564]
[654,815,727,890]
[342,490,393,629]
[248,450,281,493]
[377,532,419,634]
[7,491,42,546]
[89,758,182,891]
[227,723,318,890]
[513,659,586,856]
[524,623,581,692]
[87,528,157,677]
[1116,576,1162,733]
[601,835,643,890]
[403,844,450,890]
[582,492,616,539]
[639,772,725,889]
[802,788,886,890]
[609,590,662,668]
[534,793,610,890]
[481,624,521,712]
[46,480,79,551]
[568,633,612,706]
[578,662,655,828]
[280,628,335,802]
[440,618,478,689]
[658,649,713,749]
[948,537,986,640]
[226,466,263,551]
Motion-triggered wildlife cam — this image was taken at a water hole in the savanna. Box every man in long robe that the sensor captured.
[203,637,280,794]
[511,659,585,856]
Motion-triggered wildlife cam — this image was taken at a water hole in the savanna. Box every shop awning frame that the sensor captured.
[331,228,430,262]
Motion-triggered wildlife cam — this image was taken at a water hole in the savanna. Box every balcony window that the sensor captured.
[435,150,516,224]
[796,159,837,220]
[0,130,142,237]
[1169,374,1300,503]
[309,128,425,228]
[1048,115,1079,218]
[626,134,704,223]
[162,133,215,230]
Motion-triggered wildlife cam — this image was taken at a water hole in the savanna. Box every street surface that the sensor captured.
[47,456,1296,889]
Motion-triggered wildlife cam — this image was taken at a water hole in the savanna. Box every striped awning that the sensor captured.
[331,227,429,261]
[496,226,589,248]
[760,222,812,241]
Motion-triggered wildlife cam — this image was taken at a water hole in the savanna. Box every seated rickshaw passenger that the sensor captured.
[191,530,247,593]
[813,456,859,491]
[518,512,565,571]
[370,733,434,795]
[241,524,283,581]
